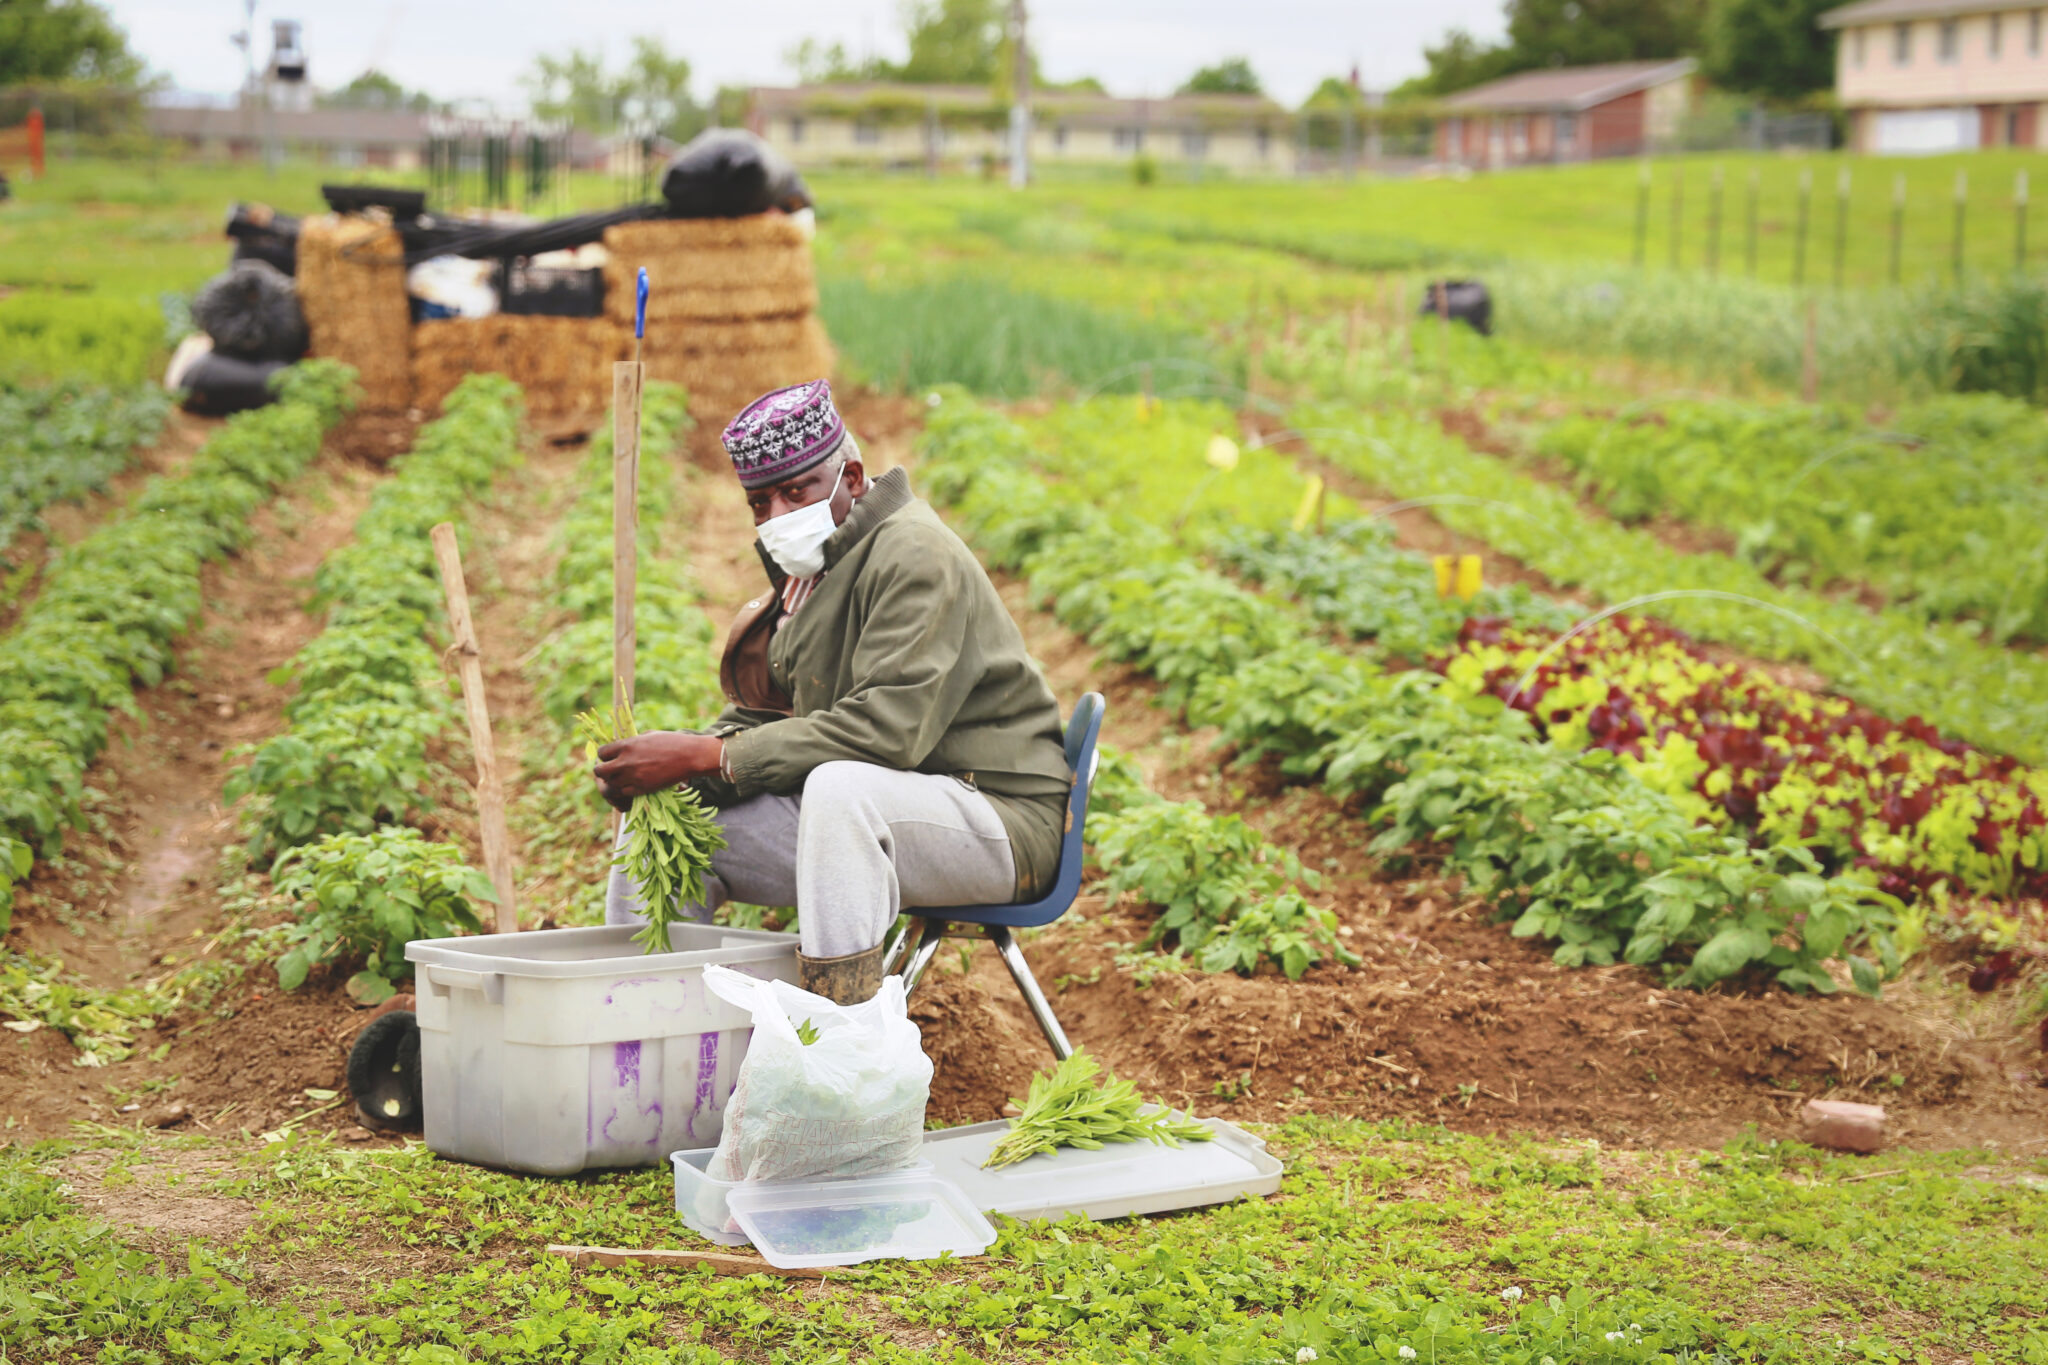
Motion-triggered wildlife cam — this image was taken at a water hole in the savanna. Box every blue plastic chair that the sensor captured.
[882,692,1104,1060]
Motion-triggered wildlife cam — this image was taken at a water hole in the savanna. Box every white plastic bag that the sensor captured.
[703,965,932,1183]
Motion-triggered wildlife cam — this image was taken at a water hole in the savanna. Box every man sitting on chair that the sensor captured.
[591,379,1072,1004]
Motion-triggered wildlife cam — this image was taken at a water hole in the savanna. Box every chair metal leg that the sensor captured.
[899,920,946,993]
[989,926,1073,1061]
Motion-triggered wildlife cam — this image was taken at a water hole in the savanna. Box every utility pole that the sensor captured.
[1008,0,1031,189]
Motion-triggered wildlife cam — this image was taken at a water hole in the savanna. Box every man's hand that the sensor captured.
[592,732,724,811]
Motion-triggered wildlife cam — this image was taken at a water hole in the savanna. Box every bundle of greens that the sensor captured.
[578,701,726,954]
[983,1048,1212,1170]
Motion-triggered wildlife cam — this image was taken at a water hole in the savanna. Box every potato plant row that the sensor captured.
[1296,401,2048,768]
[0,361,356,926]
[227,374,523,854]
[1085,747,1355,979]
[923,390,1899,994]
[1537,393,2048,644]
[0,380,169,562]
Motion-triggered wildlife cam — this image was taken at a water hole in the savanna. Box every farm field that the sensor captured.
[2,154,2046,1364]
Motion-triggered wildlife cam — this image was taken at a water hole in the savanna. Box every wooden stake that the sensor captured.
[1398,280,1413,366]
[429,522,517,934]
[1800,296,1819,404]
[1435,279,1451,380]
[544,1244,861,1280]
[1244,287,1263,403]
[612,361,643,713]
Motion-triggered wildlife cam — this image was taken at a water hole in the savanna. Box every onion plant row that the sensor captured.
[923,391,1900,995]
[0,360,355,927]
[1295,401,2048,769]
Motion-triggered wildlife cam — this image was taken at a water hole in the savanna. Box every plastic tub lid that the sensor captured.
[725,1172,995,1269]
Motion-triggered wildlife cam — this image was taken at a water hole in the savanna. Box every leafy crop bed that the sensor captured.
[1537,393,2048,643]
[1294,402,2048,769]
[1443,614,2048,910]
[921,393,1902,994]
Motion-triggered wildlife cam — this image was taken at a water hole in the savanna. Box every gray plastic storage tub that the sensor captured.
[406,923,798,1175]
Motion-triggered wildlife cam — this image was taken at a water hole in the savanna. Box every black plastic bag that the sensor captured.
[659,128,813,219]
[177,350,289,415]
[1418,279,1492,337]
[192,259,309,362]
[225,201,299,275]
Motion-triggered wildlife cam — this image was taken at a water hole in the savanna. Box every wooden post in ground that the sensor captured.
[1244,287,1263,403]
[612,361,642,715]
[1434,279,1451,383]
[1399,279,1413,367]
[1800,296,1819,404]
[429,523,518,934]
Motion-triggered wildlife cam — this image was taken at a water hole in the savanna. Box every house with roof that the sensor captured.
[1433,59,1698,167]
[1820,0,2048,151]
[744,84,1293,173]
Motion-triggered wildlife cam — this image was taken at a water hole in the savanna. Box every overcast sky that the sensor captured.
[109,1,1509,109]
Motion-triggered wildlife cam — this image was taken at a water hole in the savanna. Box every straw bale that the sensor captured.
[412,316,624,419]
[605,214,808,254]
[297,214,412,410]
[644,316,835,425]
[632,279,821,325]
[603,246,815,325]
[642,315,826,357]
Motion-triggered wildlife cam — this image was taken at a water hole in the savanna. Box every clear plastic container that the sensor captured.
[405,923,798,1175]
[918,1113,1283,1222]
[726,1172,996,1269]
[671,1148,936,1248]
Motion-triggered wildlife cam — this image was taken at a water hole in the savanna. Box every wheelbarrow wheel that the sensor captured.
[347,1009,423,1132]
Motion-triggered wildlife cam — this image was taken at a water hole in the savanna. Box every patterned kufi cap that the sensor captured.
[720,379,847,488]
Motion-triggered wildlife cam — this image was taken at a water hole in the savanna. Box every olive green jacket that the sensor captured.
[707,468,1071,899]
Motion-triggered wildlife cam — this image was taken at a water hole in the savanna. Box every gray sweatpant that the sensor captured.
[604,759,1016,958]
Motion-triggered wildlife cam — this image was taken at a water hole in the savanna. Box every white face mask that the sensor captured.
[755,458,844,578]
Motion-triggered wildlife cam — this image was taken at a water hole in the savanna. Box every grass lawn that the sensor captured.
[8,1119,2045,1363]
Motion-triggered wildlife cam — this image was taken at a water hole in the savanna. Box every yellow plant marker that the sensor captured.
[1433,554,1456,598]
[1456,554,1484,601]
[1291,475,1325,532]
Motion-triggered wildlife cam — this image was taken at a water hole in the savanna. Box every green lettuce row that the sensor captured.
[1,379,171,560]
[0,361,356,896]
[227,374,522,855]
[919,390,1898,995]
[1298,400,2048,767]
[1535,393,2048,644]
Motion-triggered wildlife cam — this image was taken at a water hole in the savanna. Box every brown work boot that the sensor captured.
[796,943,886,1005]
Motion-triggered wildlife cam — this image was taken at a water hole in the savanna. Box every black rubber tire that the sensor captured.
[347,1010,423,1132]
